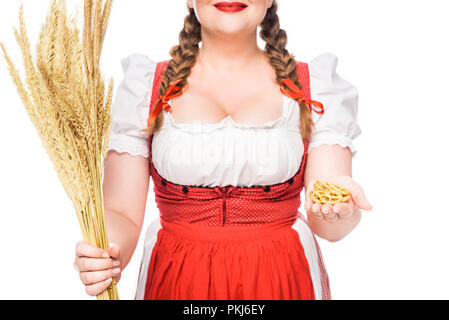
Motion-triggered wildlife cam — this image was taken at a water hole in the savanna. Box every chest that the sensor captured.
[147,60,312,188]
[151,95,304,188]
[167,69,285,126]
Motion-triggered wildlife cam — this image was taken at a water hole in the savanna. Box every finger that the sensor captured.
[79,268,121,286]
[85,278,113,297]
[76,241,109,259]
[107,242,121,260]
[305,192,312,212]
[113,273,122,284]
[77,257,116,272]
[311,203,323,218]
[334,201,353,219]
[321,204,338,222]
[348,185,373,211]
[304,180,316,211]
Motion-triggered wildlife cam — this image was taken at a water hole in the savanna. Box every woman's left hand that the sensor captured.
[304,175,373,222]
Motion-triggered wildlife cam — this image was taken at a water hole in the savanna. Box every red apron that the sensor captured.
[142,61,331,300]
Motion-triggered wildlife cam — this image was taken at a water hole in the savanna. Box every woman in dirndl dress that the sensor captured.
[73,0,373,300]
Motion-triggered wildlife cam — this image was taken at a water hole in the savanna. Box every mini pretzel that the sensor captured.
[309,180,351,204]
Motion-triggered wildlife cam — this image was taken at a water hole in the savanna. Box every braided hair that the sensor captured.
[141,1,314,142]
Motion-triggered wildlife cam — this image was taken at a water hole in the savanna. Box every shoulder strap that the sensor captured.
[295,61,311,100]
[149,60,311,115]
[150,60,170,115]
[294,61,311,149]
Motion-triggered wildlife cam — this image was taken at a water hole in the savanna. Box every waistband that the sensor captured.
[159,216,298,242]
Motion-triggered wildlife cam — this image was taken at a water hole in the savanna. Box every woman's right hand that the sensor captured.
[73,241,122,297]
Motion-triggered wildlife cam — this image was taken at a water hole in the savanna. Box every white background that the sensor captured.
[1,0,448,300]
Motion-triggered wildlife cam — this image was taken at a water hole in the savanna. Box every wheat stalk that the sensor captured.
[1,0,117,300]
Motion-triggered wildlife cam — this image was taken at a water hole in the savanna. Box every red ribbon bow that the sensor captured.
[280,78,324,115]
[147,78,184,127]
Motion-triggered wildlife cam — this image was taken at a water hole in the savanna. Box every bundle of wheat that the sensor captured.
[1,0,118,300]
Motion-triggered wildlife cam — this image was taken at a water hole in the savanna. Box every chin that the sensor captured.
[207,19,254,35]
[214,26,247,35]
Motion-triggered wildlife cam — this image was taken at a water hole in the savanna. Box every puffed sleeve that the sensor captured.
[107,53,156,158]
[308,53,362,157]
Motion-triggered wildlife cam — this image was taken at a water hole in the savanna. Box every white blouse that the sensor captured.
[107,53,361,187]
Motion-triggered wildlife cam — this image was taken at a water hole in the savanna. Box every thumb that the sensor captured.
[107,242,121,260]
[304,180,317,211]
[350,186,373,211]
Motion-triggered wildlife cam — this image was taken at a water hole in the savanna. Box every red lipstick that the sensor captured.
[214,2,248,13]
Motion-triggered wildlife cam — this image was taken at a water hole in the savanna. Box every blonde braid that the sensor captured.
[260,1,314,142]
[141,4,201,136]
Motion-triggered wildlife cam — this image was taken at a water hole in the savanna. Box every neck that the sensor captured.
[197,29,265,73]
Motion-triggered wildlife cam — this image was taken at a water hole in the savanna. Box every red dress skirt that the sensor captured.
[146,216,314,300]
[135,60,331,300]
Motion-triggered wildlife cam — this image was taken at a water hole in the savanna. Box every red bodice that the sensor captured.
[148,61,312,226]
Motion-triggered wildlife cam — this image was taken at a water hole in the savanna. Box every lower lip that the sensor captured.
[214,5,248,13]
